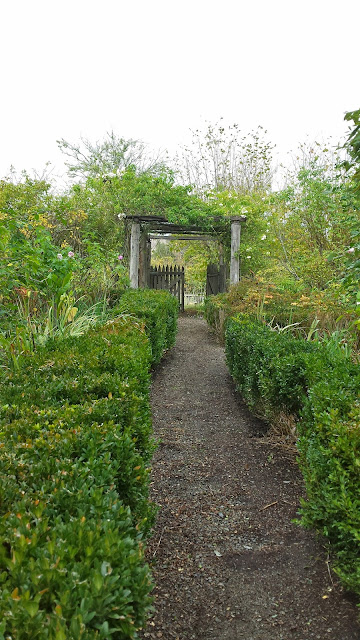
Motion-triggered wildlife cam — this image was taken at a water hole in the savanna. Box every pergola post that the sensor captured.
[139,231,151,288]
[230,216,247,285]
[130,219,141,288]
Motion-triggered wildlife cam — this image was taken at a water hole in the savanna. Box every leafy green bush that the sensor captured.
[225,315,318,419]
[297,407,360,595]
[0,315,160,639]
[225,314,360,599]
[113,290,178,365]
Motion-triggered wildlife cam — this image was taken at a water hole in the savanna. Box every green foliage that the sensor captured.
[113,290,178,365]
[0,178,76,319]
[38,295,105,339]
[339,205,360,297]
[267,151,355,289]
[52,179,126,255]
[207,190,269,273]
[173,137,357,295]
[107,166,222,229]
[70,246,129,307]
[0,315,157,638]
[53,164,222,273]
[204,278,354,341]
[0,293,112,375]
[298,408,360,596]
[0,175,130,373]
[225,315,318,418]
[225,313,360,598]
[343,109,360,191]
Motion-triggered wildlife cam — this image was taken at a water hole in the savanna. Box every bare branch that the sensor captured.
[174,121,274,195]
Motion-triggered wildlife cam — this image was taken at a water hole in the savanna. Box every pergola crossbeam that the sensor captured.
[149,235,214,241]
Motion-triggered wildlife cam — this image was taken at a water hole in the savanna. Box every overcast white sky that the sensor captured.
[1,0,359,183]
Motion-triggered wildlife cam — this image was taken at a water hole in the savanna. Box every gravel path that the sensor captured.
[140,315,359,640]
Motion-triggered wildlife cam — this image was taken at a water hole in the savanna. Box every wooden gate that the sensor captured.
[150,265,185,311]
[206,263,227,296]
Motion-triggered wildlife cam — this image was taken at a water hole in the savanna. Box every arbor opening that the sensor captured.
[125,214,247,308]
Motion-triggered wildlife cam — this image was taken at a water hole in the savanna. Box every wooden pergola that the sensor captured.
[125,214,247,290]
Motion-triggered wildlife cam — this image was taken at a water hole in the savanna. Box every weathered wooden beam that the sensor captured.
[125,214,168,222]
[130,220,141,288]
[148,221,205,231]
[148,224,208,233]
[230,216,247,285]
[149,235,214,241]
[125,215,207,233]
[124,213,223,234]
[138,231,149,289]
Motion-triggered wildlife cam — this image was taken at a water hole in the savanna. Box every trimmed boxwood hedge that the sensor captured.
[225,314,360,600]
[113,290,178,365]
[0,291,178,639]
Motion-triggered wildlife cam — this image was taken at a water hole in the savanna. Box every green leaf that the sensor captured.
[23,600,39,618]
[0,619,6,640]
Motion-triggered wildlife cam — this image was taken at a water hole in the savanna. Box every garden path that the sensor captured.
[140,315,359,640]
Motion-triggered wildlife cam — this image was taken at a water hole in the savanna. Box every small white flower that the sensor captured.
[261,234,267,240]
[246,255,251,259]
[347,247,355,254]
[57,253,63,260]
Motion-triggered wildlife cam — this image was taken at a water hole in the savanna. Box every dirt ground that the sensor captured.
[140,315,360,640]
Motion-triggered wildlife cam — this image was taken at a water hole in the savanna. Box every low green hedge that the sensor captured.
[225,314,360,599]
[113,290,178,365]
[0,309,167,639]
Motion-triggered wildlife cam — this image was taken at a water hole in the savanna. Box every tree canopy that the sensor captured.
[57,131,166,180]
